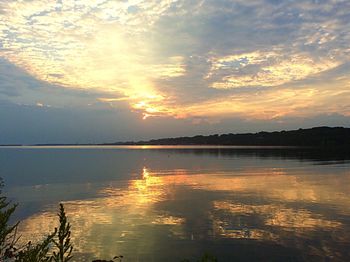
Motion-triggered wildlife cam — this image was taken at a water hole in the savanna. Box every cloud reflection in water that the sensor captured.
[17,165,350,260]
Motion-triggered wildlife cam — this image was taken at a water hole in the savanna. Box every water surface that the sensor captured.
[1,146,350,261]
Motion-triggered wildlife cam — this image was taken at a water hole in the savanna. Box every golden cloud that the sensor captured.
[208,51,340,89]
[1,0,350,121]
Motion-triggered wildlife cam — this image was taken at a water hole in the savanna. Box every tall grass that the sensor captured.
[0,179,73,261]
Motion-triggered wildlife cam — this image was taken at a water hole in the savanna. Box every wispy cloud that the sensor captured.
[206,51,339,89]
[1,0,350,123]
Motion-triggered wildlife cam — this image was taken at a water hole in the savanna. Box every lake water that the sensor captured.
[1,146,350,261]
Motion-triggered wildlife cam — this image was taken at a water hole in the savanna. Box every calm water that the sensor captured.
[1,146,350,261]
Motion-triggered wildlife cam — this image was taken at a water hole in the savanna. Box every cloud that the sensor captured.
[0,57,126,109]
[0,0,350,141]
[1,98,349,145]
[206,51,339,89]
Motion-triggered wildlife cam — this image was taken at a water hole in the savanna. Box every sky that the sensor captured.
[0,0,350,144]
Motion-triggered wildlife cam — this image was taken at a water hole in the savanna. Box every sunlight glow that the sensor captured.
[17,166,350,259]
[1,0,350,121]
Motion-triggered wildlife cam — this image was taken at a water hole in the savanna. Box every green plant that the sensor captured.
[15,230,56,262]
[182,253,218,262]
[15,204,73,262]
[1,179,75,261]
[92,256,124,262]
[52,204,73,262]
[0,179,19,260]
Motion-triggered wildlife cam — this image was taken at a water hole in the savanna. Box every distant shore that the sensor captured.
[1,126,349,148]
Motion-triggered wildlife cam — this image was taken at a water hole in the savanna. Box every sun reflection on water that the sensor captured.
[16,165,350,260]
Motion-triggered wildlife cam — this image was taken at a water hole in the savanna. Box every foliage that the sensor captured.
[92,256,124,262]
[0,178,132,262]
[182,253,218,262]
[198,253,218,262]
[129,126,350,147]
[1,180,74,261]
[0,179,19,261]
[52,204,73,262]
[15,230,56,262]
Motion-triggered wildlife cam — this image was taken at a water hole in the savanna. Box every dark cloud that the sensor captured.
[1,98,349,145]
[0,0,350,143]
[0,58,125,108]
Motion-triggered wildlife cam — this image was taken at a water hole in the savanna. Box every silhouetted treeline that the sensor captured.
[109,127,350,147]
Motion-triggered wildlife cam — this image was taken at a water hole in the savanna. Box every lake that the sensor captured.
[1,146,350,261]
